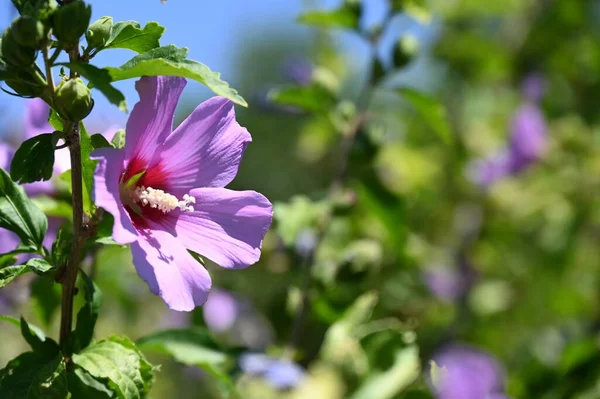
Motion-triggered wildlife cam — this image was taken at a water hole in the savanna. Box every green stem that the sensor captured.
[58,121,86,364]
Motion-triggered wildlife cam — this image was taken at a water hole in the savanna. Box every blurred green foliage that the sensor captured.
[2,0,600,398]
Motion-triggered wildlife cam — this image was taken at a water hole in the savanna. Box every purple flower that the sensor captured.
[24,98,53,140]
[281,56,313,86]
[92,76,273,311]
[507,104,547,170]
[203,289,273,349]
[470,100,547,187]
[203,289,240,332]
[239,353,305,390]
[424,257,477,302]
[431,346,509,399]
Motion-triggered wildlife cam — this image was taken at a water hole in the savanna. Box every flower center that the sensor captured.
[130,185,195,213]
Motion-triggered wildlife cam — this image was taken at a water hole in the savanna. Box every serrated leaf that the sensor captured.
[10,134,58,184]
[395,88,453,145]
[105,45,247,107]
[0,168,48,249]
[91,134,112,149]
[350,346,420,399]
[111,336,155,392]
[0,352,67,399]
[68,367,114,399]
[72,336,154,399]
[59,63,127,111]
[74,270,103,352]
[269,84,337,114]
[106,21,164,53]
[110,129,125,149]
[298,7,360,29]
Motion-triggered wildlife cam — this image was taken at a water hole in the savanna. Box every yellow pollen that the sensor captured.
[132,186,195,213]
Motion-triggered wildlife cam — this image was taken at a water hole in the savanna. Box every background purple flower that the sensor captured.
[470,75,548,187]
[239,353,305,390]
[203,289,273,349]
[431,345,509,399]
[424,257,477,302]
[281,56,313,86]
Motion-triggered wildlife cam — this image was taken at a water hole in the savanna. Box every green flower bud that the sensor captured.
[86,16,113,49]
[51,1,92,45]
[54,78,93,121]
[5,67,45,97]
[1,29,37,67]
[11,16,45,48]
[393,34,419,69]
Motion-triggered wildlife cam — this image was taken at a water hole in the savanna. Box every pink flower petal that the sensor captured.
[159,97,251,195]
[131,229,212,311]
[174,188,273,269]
[91,148,138,244]
[125,76,187,165]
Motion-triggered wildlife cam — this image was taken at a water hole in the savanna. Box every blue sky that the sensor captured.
[1,0,313,129]
[0,0,435,133]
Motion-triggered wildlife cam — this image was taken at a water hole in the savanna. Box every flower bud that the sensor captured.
[393,34,419,69]
[51,1,92,45]
[54,78,93,121]
[86,16,113,50]
[11,16,45,49]
[5,67,45,97]
[1,29,37,67]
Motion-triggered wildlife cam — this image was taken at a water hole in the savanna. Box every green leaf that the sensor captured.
[31,195,72,219]
[268,84,337,114]
[395,88,453,145]
[111,336,155,393]
[31,275,62,328]
[74,270,103,352]
[350,346,420,399]
[110,129,125,149]
[80,122,96,215]
[91,134,113,149]
[0,352,67,399]
[68,368,114,399]
[105,21,165,53]
[137,328,228,367]
[137,328,233,392]
[0,258,53,288]
[72,336,154,399]
[0,314,46,341]
[10,133,58,184]
[51,225,72,269]
[0,264,29,288]
[0,168,48,249]
[105,45,247,107]
[59,63,127,111]
[298,7,360,29]
[49,109,63,131]
[20,316,59,355]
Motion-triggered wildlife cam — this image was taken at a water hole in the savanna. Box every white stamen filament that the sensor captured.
[133,186,195,213]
